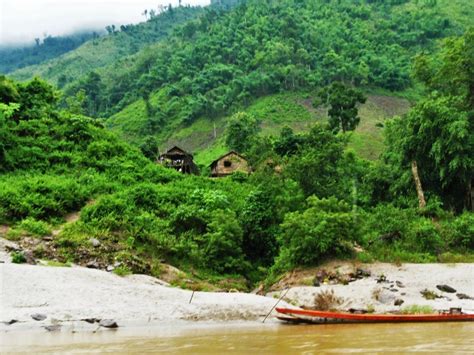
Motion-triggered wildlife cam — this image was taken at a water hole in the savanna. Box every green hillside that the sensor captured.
[1,22,473,287]
[99,0,471,159]
[0,32,97,74]
[9,6,205,88]
[8,0,472,165]
[140,92,410,165]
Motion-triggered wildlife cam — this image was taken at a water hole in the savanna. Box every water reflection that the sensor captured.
[3,322,474,354]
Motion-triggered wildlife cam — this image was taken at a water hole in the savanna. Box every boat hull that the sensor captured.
[276,308,474,324]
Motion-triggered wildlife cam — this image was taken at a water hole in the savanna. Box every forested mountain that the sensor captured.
[61,0,471,148]
[0,32,98,74]
[90,0,454,117]
[1,26,472,282]
[9,5,205,88]
[10,0,472,151]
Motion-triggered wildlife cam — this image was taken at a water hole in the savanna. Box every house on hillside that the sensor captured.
[158,146,199,175]
[209,151,250,177]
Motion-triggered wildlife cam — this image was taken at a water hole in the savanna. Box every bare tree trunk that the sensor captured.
[411,160,426,209]
[467,178,473,211]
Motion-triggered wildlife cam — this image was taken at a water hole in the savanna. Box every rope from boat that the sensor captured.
[262,287,291,323]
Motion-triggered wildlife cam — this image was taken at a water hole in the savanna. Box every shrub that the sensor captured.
[401,305,435,314]
[241,187,280,264]
[357,251,374,263]
[360,204,417,246]
[407,219,442,253]
[420,289,440,300]
[275,196,358,270]
[11,251,26,264]
[313,289,344,311]
[18,218,51,237]
[5,227,22,241]
[361,205,448,257]
[126,212,175,254]
[0,174,88,221]
[443,212,474,250]
[201,210,248,274]
[437,252,474,263]
[126,183,162,210]
[80,195,130,230]
[113,265,132,276]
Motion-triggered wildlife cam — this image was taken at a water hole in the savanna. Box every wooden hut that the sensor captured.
[209,151,250,177]
[158,146,199,175]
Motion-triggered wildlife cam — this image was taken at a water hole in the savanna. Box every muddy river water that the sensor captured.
[3,322,473,354]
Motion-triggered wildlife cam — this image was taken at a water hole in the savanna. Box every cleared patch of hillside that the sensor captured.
[132,92,411,165]
[349,95,411,160]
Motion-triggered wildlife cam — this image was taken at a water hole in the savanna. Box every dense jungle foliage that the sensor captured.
[67,0,464,132]
[0,0,473,289]
[8,0,471,146]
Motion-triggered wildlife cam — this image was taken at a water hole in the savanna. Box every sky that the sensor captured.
[0,0,211,46]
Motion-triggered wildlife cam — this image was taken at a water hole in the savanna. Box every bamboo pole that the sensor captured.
[262,287,291,323]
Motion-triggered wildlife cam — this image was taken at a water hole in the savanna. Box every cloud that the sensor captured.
[0,0,210,46]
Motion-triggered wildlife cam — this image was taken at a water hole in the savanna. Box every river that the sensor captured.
[3,322,473,354]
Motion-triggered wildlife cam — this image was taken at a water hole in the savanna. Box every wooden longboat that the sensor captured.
[276,307,474,324]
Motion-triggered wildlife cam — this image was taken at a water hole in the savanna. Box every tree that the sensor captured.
[414,27,473,109]
[273,126,305,157]
[386,94,473,211]
[17,77,59,121]
[0,103,20,171]
[316,82,366,133]
[286,124,349,198]
[140,136,160,161]
[240,187,279,264]
[81,72,104,117]
[225,112,259,153]
[65,89,86,115]
[386,29,474,211]
[202,210,248,273]
[0,76,20,104]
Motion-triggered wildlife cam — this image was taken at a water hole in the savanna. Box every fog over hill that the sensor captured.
[0,0,210,46]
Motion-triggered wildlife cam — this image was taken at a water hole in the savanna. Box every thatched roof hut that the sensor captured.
[158,146,199,175]
[209,151,250,177]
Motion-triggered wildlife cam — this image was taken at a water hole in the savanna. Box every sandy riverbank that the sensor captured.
[1,237,473,335]
[0,262,289,333]
[268,263,474,313]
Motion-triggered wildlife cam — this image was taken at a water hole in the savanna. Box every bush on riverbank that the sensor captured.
[274,197,358,271]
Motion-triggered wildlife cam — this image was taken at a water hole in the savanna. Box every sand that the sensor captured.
[0,262,289,333]
[1,237,473,334]
[268,263,474,313]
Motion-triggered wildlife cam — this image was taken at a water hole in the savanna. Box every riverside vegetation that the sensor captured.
[0,0,473,290]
